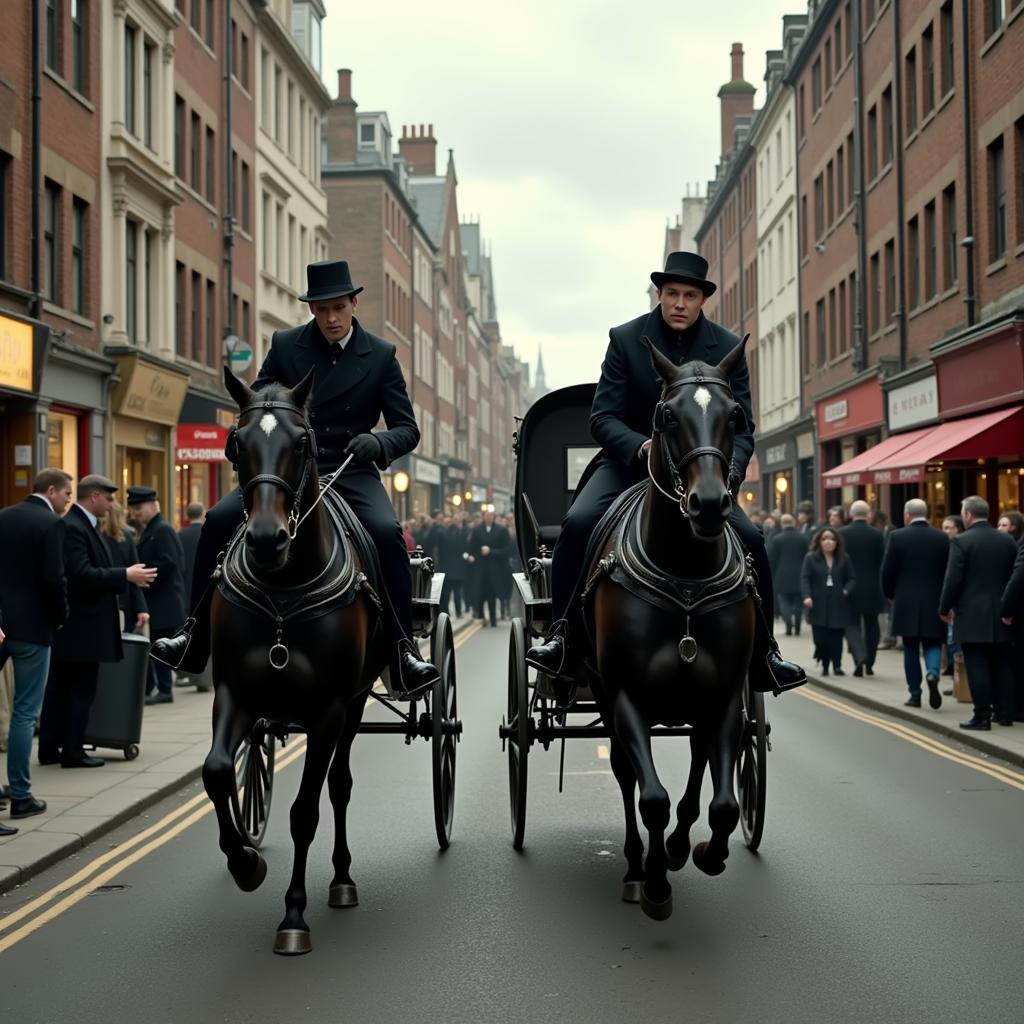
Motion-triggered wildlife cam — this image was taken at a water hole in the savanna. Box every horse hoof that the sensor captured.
[692,841,726,877]
[640,887,673,921]
[329,883,359,908]
[621,881,643,904]
[273,929,312,956]
[232,850,267,892]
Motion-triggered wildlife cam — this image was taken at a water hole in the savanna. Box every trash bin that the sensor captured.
[84,632,150,761]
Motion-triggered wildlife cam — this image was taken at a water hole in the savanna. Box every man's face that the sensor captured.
[483,511,494,527]
[47,482,72,515]
[658,281,707,331]
[311,295,357,342]
[83,489,115,517]
[130,500,159,525]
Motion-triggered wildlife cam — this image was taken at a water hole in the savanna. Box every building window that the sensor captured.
[46,0,60,72]
[922,24,935,117]
[864,0,876,26]
[70,0,86,93]
[943,183,958,288]
[190,0,200,34]
[869,251,880,335]
[240,33,249,90]
[838,279,847,352]
[881,86,893,166]
[125,219,138,341]
[847,133,855,201]
[124,24,137,133]
[0,153,9,281]
[71,198,86,314]
[191,271,202,362]
[836,142,845,210]
[230,150,238,224]
[44,181,60,302]
[205,126,215,203]
[174,95,185,177]
[826,160,835,226]
[1016,119,1024,246]
[990,136,1006,260]
[905,47,917,135]
[828,288,837,359]
[924,200,937,299]
[206,279,215,364]
[814,175,824,239]
[144,229,154,343]
[815,298,826,366]
[190,112,201,192]
[798,84,806,140]
[811,58,822,113]
[884,239,896,320]
[867,104,878,180]
[940,2,955,96]
[988,0,1005,37]
[175,261,185,356]
[143,42,154,149]
[844,1,853,59]
[204,0,214,48]
[241,161,250,232]
[273,64,282,142]
[907,215,920,308]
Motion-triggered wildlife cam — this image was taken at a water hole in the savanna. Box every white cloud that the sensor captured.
[322,0,805,390]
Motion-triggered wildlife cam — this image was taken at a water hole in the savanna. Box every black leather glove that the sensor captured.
[345,433,384,467]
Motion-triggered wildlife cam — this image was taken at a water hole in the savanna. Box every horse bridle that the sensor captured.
[648,373,736,517]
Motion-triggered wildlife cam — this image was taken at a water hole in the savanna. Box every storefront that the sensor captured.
[107,349,189,508]
[443,458,470,514]
[175,389,237,526]
[737,453,761,514]
[410,454,442,516]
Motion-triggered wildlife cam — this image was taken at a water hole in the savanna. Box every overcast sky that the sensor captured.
[321,1,805,390]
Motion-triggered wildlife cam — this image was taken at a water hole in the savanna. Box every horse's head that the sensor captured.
[223,366,317,572]
[643,335,749,539]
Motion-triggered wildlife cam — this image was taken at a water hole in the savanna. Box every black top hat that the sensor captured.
[298,260,364,303]
[126,486,158,506]
[650,251,717,296]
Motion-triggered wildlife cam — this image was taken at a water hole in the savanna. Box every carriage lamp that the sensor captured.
[393,470,410,493]
[451,494,462,506]
[774,477,788,494]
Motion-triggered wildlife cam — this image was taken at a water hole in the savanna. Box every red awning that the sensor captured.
[869,406,1024,484]
[822,426,935,486]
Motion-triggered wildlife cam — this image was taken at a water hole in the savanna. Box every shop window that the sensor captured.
[47,412,79,478]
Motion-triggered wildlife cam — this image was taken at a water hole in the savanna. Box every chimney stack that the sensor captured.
[398,123,438,176]
[323,67,357,164]
[717,43,756,159]
[337,68,352,100]
[731,42,744,81]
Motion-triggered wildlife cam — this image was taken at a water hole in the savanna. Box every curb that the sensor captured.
[806,675,1024,771]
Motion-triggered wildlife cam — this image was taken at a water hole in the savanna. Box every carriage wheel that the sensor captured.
[506,618,530,851]
[230,726,276,849]
[431,612,458,851]
[736,677,767,851]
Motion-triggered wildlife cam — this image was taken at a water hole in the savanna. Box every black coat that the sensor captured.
[443,525,469,582]
[178,521,203,602]
[253,317,419,473]
[1000,536,1024,620]
[880,520,948,641]
[135,513,186,632]
[940,521,1018,644]
[768,527,809,594]
[801,551,856,629]
[838,520,886,615]
[588,308,755,482]
[52,504,125,663]
[0,495,67,645]
[103,533,149,630]
[467,522,512,596]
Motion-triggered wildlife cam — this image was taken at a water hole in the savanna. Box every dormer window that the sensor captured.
[360,123,376,147]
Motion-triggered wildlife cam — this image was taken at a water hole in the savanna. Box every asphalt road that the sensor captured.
[1,622,1022,1024]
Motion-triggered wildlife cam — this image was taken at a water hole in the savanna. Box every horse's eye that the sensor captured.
[662,406,676,425]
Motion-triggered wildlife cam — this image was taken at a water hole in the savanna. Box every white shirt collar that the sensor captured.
[29,493,55,513]
[333,325,354,351]
[77,503,98,529]
[909,516,929,524]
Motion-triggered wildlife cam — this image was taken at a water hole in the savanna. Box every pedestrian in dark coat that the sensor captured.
[100,500,150,635]
[128,487,186,704]
[800,527,856,675]
[1000,536,1024,721]
[881,499,949,709]
[433,517,463,616]
[466,511,512,627]
[768,514,808,635]
[39,476,157,769]
[0,469,71,818]
[939,496,1018,729]
[839,501,886,674]
[177,502,205,608]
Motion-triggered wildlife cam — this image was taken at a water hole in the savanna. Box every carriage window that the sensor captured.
[566,447,599,490]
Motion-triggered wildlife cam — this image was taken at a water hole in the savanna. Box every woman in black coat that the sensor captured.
[100,501,150,635]
[801,526,856,675]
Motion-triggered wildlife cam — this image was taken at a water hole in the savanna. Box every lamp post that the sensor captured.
[393,469,410,520]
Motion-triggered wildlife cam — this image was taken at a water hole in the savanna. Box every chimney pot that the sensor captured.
[337,68,352,100]
[428,123,434,137]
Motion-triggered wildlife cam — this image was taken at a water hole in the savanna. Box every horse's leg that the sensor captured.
[611,690,672,920]
[274,711,342,955]
[606,734,645,903]
[326,698,366,909]
[692,692,743,876]
[666,731,708,871]
[202,686,265,891]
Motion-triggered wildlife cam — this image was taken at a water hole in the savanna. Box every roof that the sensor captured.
[409,178,447,246]
[460,222,482,274]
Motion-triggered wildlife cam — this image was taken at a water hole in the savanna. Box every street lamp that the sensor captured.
[451,494,462,507]
[775,476,788,494]
[392,470,410,520]
[464,489,473,503]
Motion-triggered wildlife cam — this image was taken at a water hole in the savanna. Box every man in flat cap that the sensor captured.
[127,487,186,705]
[527,252,805,698]
[39,476,156,771]
[152,259,439,695]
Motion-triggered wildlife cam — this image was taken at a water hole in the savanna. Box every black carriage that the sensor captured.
[230,553,460,852]
[499,384,768,851]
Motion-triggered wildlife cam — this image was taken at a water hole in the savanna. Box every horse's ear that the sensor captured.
[288,367,315,411]
[716,333,749,378]
[224,365,254,409]
[642,336,679,385]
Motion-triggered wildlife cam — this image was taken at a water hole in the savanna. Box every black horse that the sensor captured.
[586,338,757,920]
[202,367,387,955]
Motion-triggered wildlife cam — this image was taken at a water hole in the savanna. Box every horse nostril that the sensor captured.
[274,527,289,550]
[720,492,733,516]
[687,492,703,517]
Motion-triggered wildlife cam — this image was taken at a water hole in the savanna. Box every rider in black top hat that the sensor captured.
[150,259,439,696]
[526,251,806,697]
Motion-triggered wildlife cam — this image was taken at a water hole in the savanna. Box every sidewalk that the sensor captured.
[0,610,478,895]
[777,629,1024,769]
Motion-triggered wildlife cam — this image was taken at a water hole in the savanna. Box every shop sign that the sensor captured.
[765,443,788,466]
[888,375,937,431]
[796,432,815,460]
[471,484,488,504]
[873,466,924,485]
[411,456,442,486]
[446,465,466,481]
[823,399,848,424]
[176,424,228,462]
[112,355,189,425]
[0,314,34,393]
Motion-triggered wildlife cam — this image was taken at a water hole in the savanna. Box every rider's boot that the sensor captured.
[149,608,211,675]
[397,638,440,698]
[749,609,806,694]
[526,619,577,709]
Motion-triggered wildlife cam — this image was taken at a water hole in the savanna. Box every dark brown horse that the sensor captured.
[587,339,756,920]
[202,367,387,955]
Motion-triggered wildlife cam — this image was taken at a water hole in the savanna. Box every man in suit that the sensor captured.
[128,487,186,705]
[768,513,809,636]
[433,515,465,616]
[839,500,885,676]
[939,495,1018,730]
[39,476,157,769]
[796,501,815,535]
[0,469,71,822]
[466,510,512,627]
[526,252,805,696]
[881,498,949,709]
[178,502,205,603]
[150,260,438,695]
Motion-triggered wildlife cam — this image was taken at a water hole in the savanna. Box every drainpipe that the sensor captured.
[959,0,976,326]
[223,1,235,337]
[852,0,869,373]
[892,0,908,370]
[31,0,42,318]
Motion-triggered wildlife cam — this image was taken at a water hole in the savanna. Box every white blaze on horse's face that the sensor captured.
[693,386,712,417]
[259,413,278,437]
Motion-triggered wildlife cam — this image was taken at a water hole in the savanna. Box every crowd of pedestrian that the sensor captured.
[765,494,1024,731]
